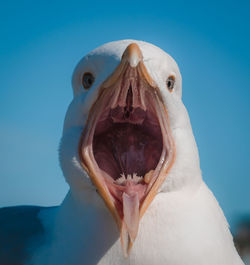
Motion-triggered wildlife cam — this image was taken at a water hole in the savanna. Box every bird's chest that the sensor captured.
[44,189,238,265]
[96,196,197,265]
[96,191,234,265]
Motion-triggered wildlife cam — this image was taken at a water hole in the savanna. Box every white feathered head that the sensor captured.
[59,40,201,255]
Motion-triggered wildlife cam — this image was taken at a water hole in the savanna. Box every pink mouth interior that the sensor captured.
[93,111,162,181]
[92,83,163,210]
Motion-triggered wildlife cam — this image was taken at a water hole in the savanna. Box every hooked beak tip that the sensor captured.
[122,43,143,68]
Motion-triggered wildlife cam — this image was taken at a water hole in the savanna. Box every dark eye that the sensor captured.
[166,76,175,92]
[82,72,95,89]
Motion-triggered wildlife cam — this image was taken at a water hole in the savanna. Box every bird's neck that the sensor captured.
[45,191,120,265]
[45,183,203,265]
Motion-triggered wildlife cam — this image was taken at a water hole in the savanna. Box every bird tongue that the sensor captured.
[122,191,139,242]
[120,191,140,256]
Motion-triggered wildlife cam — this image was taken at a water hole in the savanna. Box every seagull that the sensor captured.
[0,40,244,265]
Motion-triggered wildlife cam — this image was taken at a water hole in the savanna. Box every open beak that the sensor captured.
[79,43,175,256]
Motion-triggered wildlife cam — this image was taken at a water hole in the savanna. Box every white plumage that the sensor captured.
[0,40,244,265]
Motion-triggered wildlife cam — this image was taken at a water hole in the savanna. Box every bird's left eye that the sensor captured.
[166,76,175,92]
[82,72,95,89]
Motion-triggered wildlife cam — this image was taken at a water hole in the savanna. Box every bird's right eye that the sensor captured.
[166,76,175,92]
[82,72,95,90]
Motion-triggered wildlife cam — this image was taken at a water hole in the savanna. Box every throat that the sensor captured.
[93,122,161,179]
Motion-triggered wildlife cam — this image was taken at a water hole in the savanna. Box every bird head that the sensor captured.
[59,40,201,255]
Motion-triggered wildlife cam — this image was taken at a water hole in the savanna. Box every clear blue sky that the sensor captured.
[0,0,249,228]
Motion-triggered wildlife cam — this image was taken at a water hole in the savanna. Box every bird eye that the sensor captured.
[82,72,95,89]
[166,76,175,92]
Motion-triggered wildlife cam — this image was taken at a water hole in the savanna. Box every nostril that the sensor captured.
[126,85,133,111]
[123,84,134,119]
